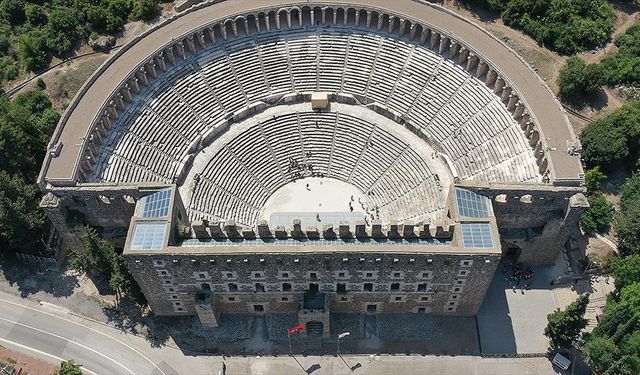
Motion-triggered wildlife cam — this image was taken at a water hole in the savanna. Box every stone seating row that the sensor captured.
[92,25,538,190]
[188,111,443,226]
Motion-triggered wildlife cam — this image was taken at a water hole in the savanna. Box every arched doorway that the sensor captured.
[505,244,522,262]
[306,321,323,336]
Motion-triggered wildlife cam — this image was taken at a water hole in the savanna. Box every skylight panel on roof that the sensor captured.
[142,188,172,218]
[461,223,494,248]
[130,222,168,250]
[456,188,492,218]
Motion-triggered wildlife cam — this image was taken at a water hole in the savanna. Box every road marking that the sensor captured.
[0,317,136,375]
[0,296,167,375]
[0,336,98,375]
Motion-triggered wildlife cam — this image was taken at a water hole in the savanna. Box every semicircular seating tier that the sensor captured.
[187,110,447,227]
[89,25,541,226]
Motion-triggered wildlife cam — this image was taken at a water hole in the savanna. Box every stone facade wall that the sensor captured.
[124,250,500,331]
[41,184,170,247]
[463,183,588,266]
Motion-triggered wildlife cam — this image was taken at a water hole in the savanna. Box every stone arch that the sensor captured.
[300,5,313,26]
[335,7,346,25]
[246,13,259,34]
[346,7,358,27]
[312,6,322,26]
[276,8,288,29]
[289,6,302,27]
[233,15,248,36]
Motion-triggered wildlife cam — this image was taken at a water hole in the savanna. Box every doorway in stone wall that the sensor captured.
[306,321,323,336]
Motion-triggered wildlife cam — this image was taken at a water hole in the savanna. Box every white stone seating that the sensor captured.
[91,25,541,201]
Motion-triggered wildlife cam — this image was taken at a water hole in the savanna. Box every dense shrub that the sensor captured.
[18,31,50,71]
[544,294,589,350]
[558,57,605,100]
[584,167,607,194]
[45,9,85,55]
[0,0,26,26]
[25,4,47,26]
[499,0,614,55]
[616,172,640,257]
[580,101,640,171]
[581,193,614,234]
[130,0,159,22]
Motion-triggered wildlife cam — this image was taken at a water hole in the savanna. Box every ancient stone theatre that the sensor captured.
[38,0,587,333]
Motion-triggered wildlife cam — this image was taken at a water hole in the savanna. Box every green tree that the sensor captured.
[581,193,614,234]
[585,336,620,374]
[616,202,640,257]
[558,57,604,100]
[57,360,82,375]
[580,120,629,169]
[0,171,47,253]
[611,255,640,290]
[46,8,84,55]
[621,330,640,356]
[25,4,47,26]
[0,0,25,25]
[619,172,640,211]
[69,226,143,302]
[69,227,110,275]
[501,0,614,55]
[585,167,607,195]
[606,355,640,375]
[544,294,589,350]
[19,31,50,72]
[130,0,159,21]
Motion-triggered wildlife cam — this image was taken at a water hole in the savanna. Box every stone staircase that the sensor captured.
[552,286,578,310]
[585,295,607,331]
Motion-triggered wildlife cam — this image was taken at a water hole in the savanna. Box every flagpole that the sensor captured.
[337,332,352,372]
[288,331,293,357]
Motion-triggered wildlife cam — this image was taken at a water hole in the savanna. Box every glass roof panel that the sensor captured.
[142,188,172,218]
[461,223,494,248]
[130,222,167,250]
[456,188,492,218]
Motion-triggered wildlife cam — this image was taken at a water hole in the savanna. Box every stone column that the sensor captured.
[257,220,271,238]
[323,224,336,239]
[485,69,498,86]
[231,20,239,37]
[377,14,384,31]
[275,225,287,239]
[371,220,383,238]
[387,221,400,239]
[494,77,505,93]
[338,221,351,238]
[476,62,489,78]
[438,36,449,55]
[430,32,441,50]
[401,220,415,238]
[355,220,367,238]
[500,86,512,101]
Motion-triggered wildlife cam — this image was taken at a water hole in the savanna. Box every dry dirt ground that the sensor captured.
[0,346,57,375]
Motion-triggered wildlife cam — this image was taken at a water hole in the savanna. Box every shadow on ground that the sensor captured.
[0,254,78,298]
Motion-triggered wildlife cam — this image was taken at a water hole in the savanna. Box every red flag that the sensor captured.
[287,324,305,336]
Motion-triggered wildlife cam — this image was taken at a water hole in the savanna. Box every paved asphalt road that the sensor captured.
[0,292,226,375]
[0,291,562,375]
